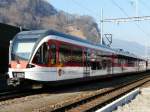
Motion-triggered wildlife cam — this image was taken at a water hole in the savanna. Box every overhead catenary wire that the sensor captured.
[110,0,150,39]
[130,0,150,39]
[111,0,129,17]
[65,0,150,44]
[129,0,149,15]
[110,0,150,58]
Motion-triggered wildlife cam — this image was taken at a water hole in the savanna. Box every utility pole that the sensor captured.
[100,8,103,45]
[135,0,138,17]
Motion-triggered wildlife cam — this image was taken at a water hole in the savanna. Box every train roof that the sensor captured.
[17,29,145,60]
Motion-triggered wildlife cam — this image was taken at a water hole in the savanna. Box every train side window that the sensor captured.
[32,48,40,64]
[127,59,134,66]
[32,43,49,64]
[89,50,104,70]
[71,47,82,66]
[59,44,71,65]
[50,44,56,65]
[59,44,82,66]
[43,43,49,64]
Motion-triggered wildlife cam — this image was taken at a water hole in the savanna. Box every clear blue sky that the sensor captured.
[47,0,150,46]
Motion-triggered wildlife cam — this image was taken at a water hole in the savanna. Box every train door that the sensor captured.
[111,54,115,74]
[83,49,90,77]
[106,59,112,74]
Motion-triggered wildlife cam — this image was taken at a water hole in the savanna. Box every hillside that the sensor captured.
[112,39,150,57]
[0,0,100,43]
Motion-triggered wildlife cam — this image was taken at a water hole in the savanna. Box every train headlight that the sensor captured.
[26,64,35,68]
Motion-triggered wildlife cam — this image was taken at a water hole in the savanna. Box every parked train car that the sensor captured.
[7,30,147,87]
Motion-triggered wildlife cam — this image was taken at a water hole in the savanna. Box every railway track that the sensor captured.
[0,88,45,102]
[0,73,139,102]
[45,73,150,112]
[0,72,150,112]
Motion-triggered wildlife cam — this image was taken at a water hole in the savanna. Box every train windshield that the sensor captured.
[11,34,39,61]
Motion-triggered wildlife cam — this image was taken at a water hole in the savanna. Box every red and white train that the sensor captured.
[7,30,149,87]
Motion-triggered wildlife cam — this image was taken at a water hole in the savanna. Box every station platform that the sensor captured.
[113,88,150,112]
[96,80,150,112]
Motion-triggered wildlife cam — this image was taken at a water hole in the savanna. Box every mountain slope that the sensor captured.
[0,0,100,43]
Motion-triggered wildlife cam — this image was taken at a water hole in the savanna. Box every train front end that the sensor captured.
[7,31,41,86]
